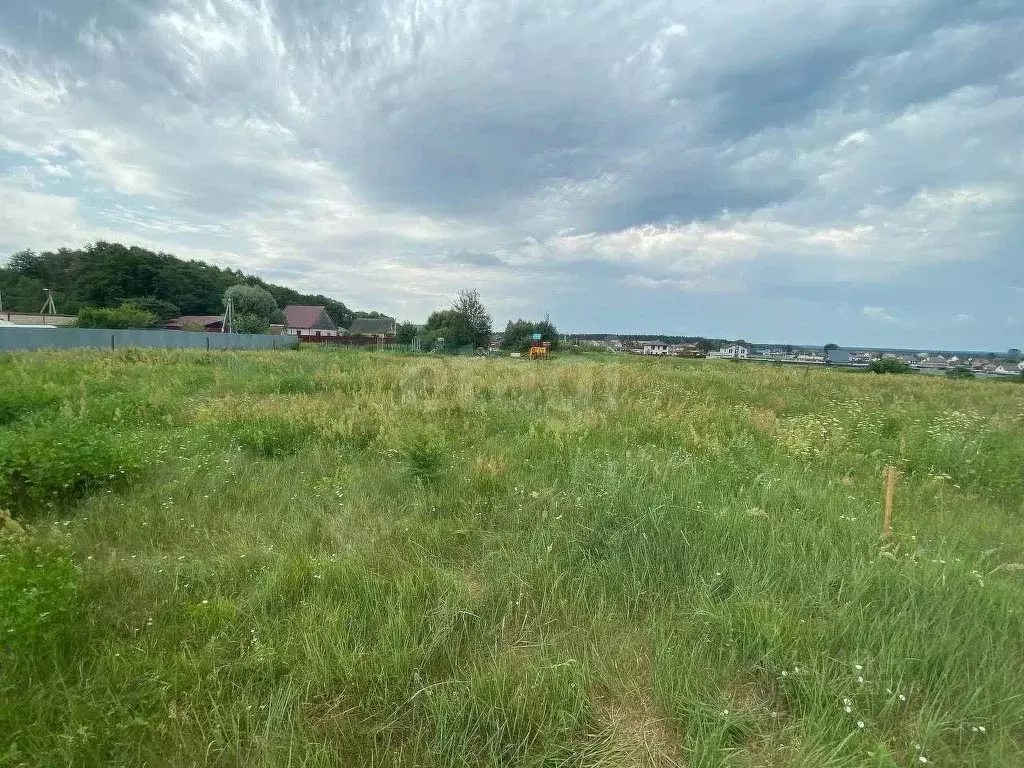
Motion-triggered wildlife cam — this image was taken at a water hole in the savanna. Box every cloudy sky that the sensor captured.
[1,0,1021,348]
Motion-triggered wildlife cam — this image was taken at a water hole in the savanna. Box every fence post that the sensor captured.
[110,334,115,351]
[882,465,898,536]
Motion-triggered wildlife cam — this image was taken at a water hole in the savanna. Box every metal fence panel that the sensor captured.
[0,328,299,352]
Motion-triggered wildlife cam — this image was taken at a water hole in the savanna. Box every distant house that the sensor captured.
[167,315,224,332]
[709,344,750,359]
[348,316,397,339]
[825,349,854,365]
[994,364,1021,376]
[283,305,341,338]
[640,340,669,356]
[918,356,951,370]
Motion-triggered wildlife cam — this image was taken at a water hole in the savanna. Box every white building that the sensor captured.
[640,340,669,356]
[709,344,750,359]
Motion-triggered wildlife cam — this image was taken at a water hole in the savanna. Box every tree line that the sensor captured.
[0,242,373,328]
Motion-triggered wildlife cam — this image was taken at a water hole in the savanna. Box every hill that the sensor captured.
[0,242,374,327]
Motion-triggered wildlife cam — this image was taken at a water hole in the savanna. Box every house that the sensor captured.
[709,344,750,359]
[283,305,342,338]
[994,364,1021,376]
[348,316,397,339]
[640,340,669,356]
[671,343,704,358]
[917,356,951,370]
[167,315,224,332]
[825,349,854,365]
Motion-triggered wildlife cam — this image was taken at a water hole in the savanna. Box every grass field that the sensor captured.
[2,348,1023,767]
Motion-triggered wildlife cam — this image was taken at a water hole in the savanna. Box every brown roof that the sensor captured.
[283,305,329,328]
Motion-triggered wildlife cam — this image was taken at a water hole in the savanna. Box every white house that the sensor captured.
[709,344,750,359]
[994,364,1021,376]
[640,340,669,356]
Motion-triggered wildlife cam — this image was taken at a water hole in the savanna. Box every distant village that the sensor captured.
[573,337,1024,377]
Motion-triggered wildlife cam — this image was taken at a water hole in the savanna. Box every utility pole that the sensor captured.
[41,289,57,315]
[222,295,234,334]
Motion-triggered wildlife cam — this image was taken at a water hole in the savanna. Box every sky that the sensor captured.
[0,0,1021,350]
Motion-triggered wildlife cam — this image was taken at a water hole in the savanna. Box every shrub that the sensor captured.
[0,424,145,514]
[0,538,77,652]
[233,313,270,335]
[946,366,975,380]
[867,358,912,374]
[0,389,59,426]
[76,304,158,329]
[402,429,448,482]
[230,417,313,458]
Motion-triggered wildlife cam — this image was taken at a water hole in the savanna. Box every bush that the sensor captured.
[402,429,448,482]
[867,358,912,374]
[233,313,270,334]
[0,424,144,514]
[946,366,975,380]
[230,417,314,458]
[0,538,77,653]
[76,304,158,329]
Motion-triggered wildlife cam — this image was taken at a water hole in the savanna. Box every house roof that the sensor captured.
[283,305,331,329]
[349,316,396,335]
[826,349,853,363]
[168,315,223,327]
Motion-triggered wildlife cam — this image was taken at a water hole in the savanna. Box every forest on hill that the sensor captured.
[0,242,371,326]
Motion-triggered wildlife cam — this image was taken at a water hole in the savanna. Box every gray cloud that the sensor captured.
[0,0,1022,347]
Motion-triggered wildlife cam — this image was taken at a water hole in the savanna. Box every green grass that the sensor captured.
[1,347,1023,767]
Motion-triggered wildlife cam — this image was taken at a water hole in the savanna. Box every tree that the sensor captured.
[452,289,492,349]
[395,322,419,344]
[422,290,492,350]
[867,358,911,374]
[233,314,270,334]
[224,284,281,331]
[824,343,840,352]
[422,308,472,349]
[120,296,180,322]
[502,319,559,352]
[1008,348,1022,363]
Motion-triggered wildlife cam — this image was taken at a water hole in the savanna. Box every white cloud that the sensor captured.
[863,306,897,323]
[953,313,973,325]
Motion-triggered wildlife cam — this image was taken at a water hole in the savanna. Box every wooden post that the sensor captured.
[110,334,115,351]
[883,465,898,536]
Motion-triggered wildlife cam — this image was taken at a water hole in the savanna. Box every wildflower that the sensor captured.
[857,721,865,729]
[844,705,853,713]
[201,599,209,605]
[843,697,852,706]
[854,664,863,671]
[898,693,906,701]
[722,709,729,715]
[857,676,865,684]
[918,757,928,764]
[979,726,986,733]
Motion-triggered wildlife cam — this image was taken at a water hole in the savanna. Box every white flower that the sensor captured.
[854,664,863,671]
[857,721,865,729]
[918,757,928,764]
[781,671,788,677]
[898,693,906,701]
[857,676,865,684]
[979,726,986,733]
[844,705,852,713]
[200,599,209,605]
[843,697,852,706]
[722,709,729,715]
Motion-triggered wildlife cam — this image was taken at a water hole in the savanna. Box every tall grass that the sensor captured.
[1,348,1022,767]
